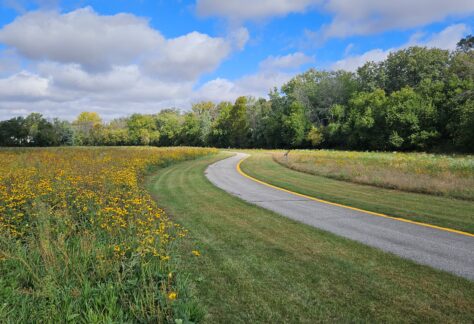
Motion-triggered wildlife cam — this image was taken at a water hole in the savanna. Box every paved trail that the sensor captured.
[205,153,474,280]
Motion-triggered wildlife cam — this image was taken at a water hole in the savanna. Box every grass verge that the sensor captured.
[241,152,474,234]
[274,150,474,200]
[148,153,474,323]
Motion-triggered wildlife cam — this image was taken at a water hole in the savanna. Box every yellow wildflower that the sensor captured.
[167,292,177,300]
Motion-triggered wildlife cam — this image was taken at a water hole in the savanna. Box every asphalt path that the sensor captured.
[205,153,474,280]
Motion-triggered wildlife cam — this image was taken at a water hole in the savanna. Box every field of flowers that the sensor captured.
[0,146,216,322]
[274,150,474,200]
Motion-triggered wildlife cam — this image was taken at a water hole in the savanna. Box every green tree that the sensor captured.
[155,109,183,146]
[334,89,388,150]
[23,113,63,146]
[73,112,103,145]
[191,101,219,144]
[51,118,73,146]
[228,96,249,148]
[385,87,439,150]
[453,99,474,151]
[0,117,28,146]
[457,34,474,52]
[127,114,159,145]
[178,113,203,146]
[383,47,450,93]
[246,98,272,148]
[357,61,386,92]
[209,102,233,147]
[449,51,474,82]
[100,118,130,146]
[306,126,324,147]
[281,69,358,125]
[281,101,308,148]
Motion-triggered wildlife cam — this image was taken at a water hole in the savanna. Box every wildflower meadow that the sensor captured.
[0,146,215,322]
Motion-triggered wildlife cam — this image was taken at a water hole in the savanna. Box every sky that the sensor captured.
[0,0,473,120]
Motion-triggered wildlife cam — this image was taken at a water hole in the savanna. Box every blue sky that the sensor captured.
[0,0,473,120]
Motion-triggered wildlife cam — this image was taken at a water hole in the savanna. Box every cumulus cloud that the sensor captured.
[0,7,251,120]
[331,24,469,71]
[228,27,250,50]
[0,7,247,79]
[196,0,316,20]
[0,64,195,120]
[38,63,142,93]
[321,0,474,38]
[259,52,314,71]
[0,7,163,70]
[195,52,311,102]
[415,24,470,49]
[2,0,60,13]
[0,71,50,101]
[0,50,21,75]
[1,2,472,120]
[331,48,390,71]
[195,71,293,102]
[142,32,232,81]
[197,0,474,40]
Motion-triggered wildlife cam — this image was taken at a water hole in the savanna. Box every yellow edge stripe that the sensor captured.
[236,156,474,238]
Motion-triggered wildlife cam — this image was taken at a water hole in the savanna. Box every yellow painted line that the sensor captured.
[236,156,474,238]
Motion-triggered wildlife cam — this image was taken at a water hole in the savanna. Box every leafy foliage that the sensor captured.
[1,41,473,152]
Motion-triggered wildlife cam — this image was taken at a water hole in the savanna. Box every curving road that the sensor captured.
[205,153,474,280]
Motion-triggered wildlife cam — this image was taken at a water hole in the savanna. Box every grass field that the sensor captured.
[241,151,474,234]
[0,147,215,322]
[274,150,474,200]
[149,153,474,323]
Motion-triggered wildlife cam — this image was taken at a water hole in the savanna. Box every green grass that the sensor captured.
[241,152,474,234]
[148,153,474,323]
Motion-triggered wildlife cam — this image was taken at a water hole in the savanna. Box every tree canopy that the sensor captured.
[1,43,473,152]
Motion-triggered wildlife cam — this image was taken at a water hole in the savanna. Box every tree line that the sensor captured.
[1,36,473,152]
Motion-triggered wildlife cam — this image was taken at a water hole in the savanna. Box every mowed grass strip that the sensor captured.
[241,152,474,234]
[148,153,474,323]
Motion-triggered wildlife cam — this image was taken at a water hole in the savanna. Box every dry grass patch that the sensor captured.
[274,150,474,200]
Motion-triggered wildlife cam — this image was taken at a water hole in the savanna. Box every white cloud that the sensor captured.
[0,65,195,120]
[418,24,469,49]
[321,0,474,38]
[0,7,246,81]
[331,24,470,71]
[331,48,390,71]
[2,0,60,13]
[0,7,250,120]
[142,31,232,81]
[38,63,140,92]
[228,27,250,50]
[343,43,354,56]
[0,7,163,70]
[0,50,21,75]
[259,52,314,71]
[0,71,50,100]
[1,3,472,120]
[195,71,293,102]
[194,78,237,102]
[195,52,310,102]
[197,0,474,40]
[196,0,316,20]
